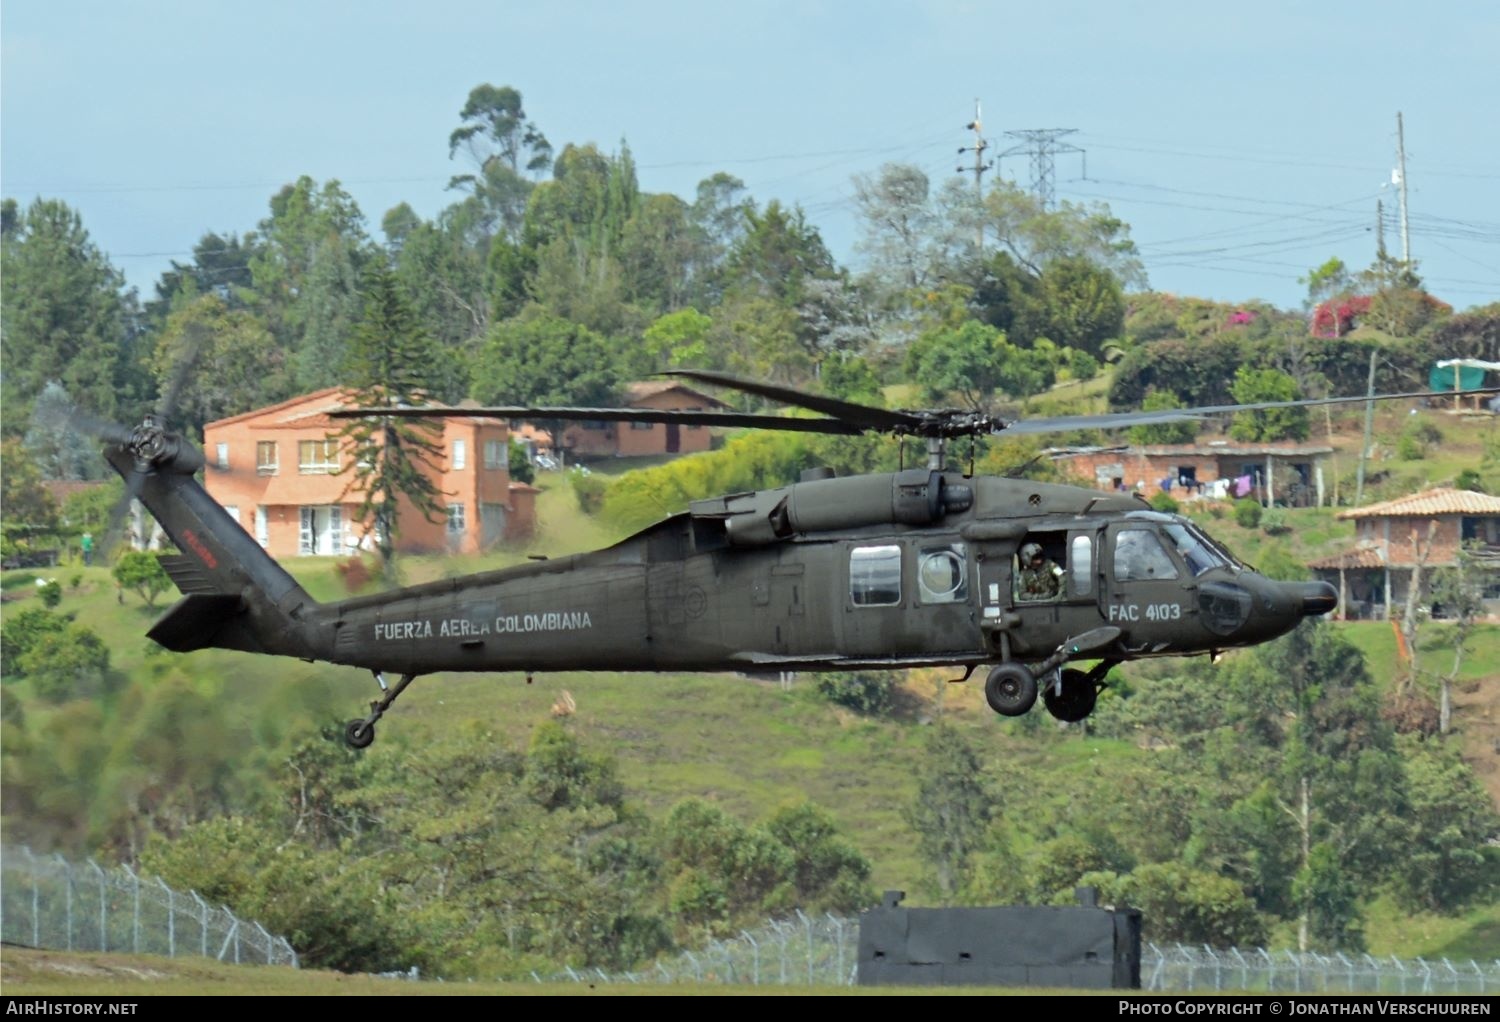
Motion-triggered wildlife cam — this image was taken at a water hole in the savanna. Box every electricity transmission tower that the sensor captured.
[999,129,1086,210]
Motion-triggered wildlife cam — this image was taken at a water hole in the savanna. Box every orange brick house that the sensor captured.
[1308,488,1500,620]
[203,389,536,558]
[549,380,728,460]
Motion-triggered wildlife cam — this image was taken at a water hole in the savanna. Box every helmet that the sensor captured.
[1020,543,1043,564]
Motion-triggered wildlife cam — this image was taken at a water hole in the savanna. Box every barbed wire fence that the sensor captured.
[1,845,297,968]
[536,913,1500,993]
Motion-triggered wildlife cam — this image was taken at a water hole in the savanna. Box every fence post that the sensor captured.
[158,877,175,959]
[740,930,760,986]
[88,859,106,952]
[120,862,141,954]
[56,854,74,951]
[29,847,41,950]
[191,890,209,958]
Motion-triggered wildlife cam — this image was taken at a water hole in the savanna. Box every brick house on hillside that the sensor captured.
[546,380,729,460]
[204,389,536,558]
[1064,441,1334,508]
[1308,488,1500,620]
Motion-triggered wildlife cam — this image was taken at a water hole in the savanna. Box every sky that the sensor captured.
[3,0,1498,314]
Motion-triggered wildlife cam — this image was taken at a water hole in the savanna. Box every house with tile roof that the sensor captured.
[203,389,536,559]
[545,380,729,460]
[1308,487,1500,620]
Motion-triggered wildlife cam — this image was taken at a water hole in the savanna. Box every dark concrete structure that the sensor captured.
[857,889,1142,989]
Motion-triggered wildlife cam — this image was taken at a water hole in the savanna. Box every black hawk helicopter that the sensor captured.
[99,371,1460,748]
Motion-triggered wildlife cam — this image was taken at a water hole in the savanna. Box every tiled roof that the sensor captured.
[1338,488,1500,519]
[1307,548,1388,569]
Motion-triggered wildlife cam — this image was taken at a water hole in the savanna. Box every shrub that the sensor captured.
[36,577,61,608]
[1149,492,1180,514]
[1260,508,1289,535]
[815,671,898,715]
[1234,498,1263,529]
[570,468,607,515]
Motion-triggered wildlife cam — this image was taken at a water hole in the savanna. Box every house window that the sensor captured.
[582,420,609,431]
[256,441,279,475]
[255,507,268,547]
[684,406,703,431]
[298,438,341,474]
[447,504,467,535]
[484,439,506,470]
[222,505,239,524]
[850,544,901,607]
[630,421,655,431]
[452,439,467,470]
[215,442,229,469]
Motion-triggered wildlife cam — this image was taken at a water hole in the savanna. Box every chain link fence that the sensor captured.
[537,914,1500,993]
[1,845,297,968]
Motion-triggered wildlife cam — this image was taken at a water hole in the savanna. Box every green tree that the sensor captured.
[447,83,553,243]
[112,550,172,607]
[0,606,68,677]
[852,162,941,297]
[150,293,289,427]
[1128,389,1199,446]
[249,177,373,392]
[906,725,993,898]
[1092,862,1268,948]
[1013,255,1127,359]
[23,381,107,481]
[337,266,448,580]
[1229,366,1309,442]
[471,307,622,452]
[19,623,111,703]
[1,198,144,436]
[1385,737,1500,913]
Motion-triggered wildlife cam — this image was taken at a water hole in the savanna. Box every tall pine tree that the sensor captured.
[338,266,446,581]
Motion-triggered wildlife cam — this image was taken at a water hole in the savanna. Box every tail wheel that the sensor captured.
[344,719,376,749]
[1043,668,1097,723]
[985,663,1038,717]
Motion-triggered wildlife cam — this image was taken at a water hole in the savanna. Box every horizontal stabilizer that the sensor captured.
[146,594,245,652]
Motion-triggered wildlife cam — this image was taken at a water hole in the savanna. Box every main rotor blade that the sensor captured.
[1000,387,1500,436]
[661,369,928,433]
[327,404,870,436]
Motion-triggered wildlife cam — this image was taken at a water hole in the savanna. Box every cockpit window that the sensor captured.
[1114,529,1180,581]
[1163,522,1226,577]
[918,544,968,604]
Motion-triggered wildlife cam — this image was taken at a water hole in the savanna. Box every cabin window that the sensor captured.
[1114,529,1179,581]
[257,441,278,475]
[918,544,968,604]
[850,544,901,607]
[1070,535,1093,596]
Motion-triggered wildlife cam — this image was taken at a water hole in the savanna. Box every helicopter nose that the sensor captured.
[1293,580,1339,617]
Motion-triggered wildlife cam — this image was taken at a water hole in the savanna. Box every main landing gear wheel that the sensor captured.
[985,662,1038,717]
[1043,668,1097,723]
[344,719,376,749]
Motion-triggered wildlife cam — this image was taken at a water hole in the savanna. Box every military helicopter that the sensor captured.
[97,371,1465,747]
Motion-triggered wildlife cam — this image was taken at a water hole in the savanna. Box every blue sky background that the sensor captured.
[4,0,1497,312]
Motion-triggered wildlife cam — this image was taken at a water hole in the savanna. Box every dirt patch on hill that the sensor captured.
[1454,674,1500,811]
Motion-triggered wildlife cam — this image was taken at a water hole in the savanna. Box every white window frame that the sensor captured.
[447,503,467,535]
[452,439,467,470]
[256,441,279,475]
[215,442,229,469]
[483,439,506,470]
